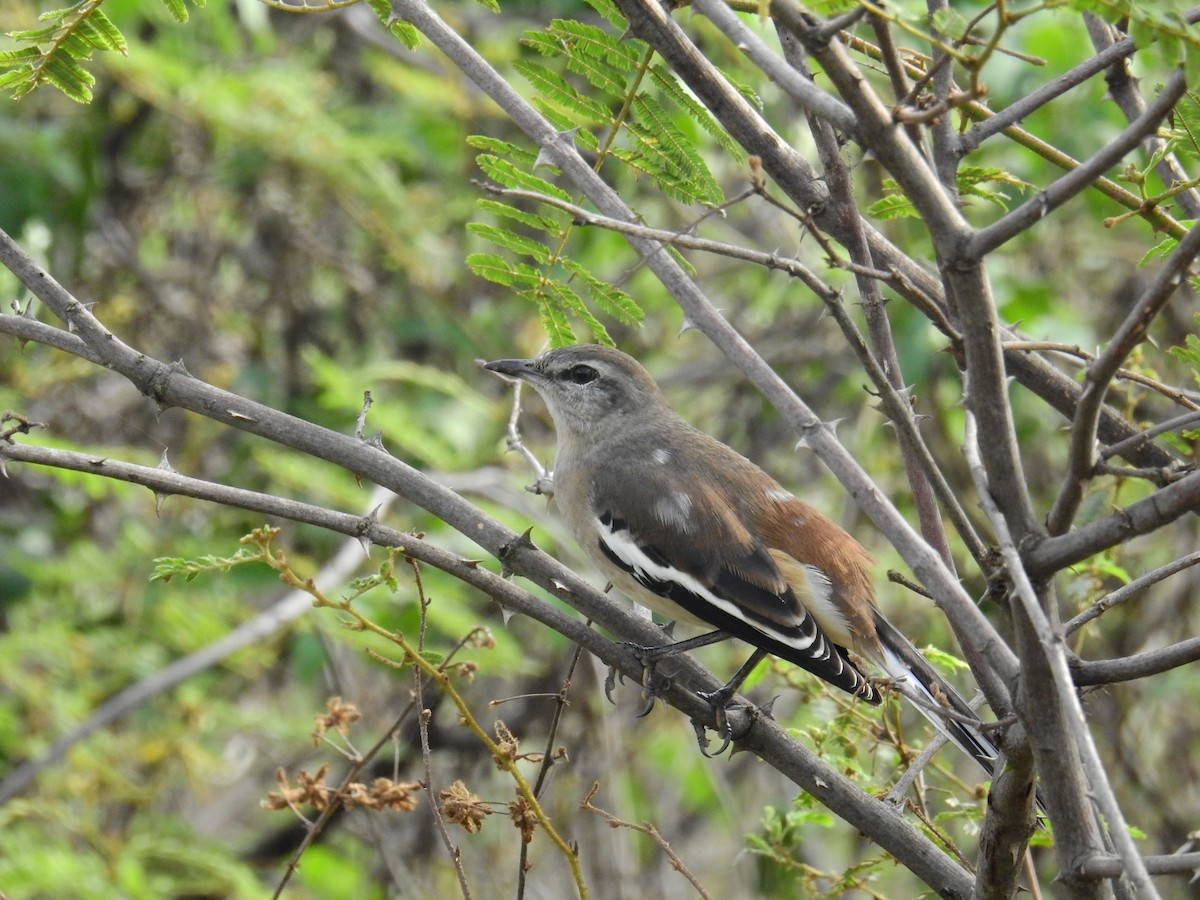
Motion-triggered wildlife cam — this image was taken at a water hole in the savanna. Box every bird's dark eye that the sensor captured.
[562,364,598,385]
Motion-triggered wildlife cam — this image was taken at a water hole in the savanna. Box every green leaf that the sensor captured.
[1169,332,1200,388]
[36,4,84,21]
[159,0,189,25]
[477,199,558,232]
[42,49,95,102]
[1138,219,1195,267]
[1139,235,1178,267]
[545,278,611,345]
[867,179,920,220]
[364,0,420,48]
[466,135,538,166]
[76,11,127,55]
[467,253,542,288]
[522,32,569,59]
[624,94,724,206]
[88,9,126,51]
[0,47,42,66]
[921,646,970,673]
[7,23,61,42]
[466,222,551,263]
[560,259,644,326]
[956,165,1032,211]
[549,19,639,69]
[475,154,572,201]
[648,64,746,160]
[1165,91,1200,163]
[538,296,577,347]
[584,0,628,30]
[515,60,612,124]
[0,65,33,89]
[57,27,97,59]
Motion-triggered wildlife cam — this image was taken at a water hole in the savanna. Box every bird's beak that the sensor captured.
[483,358,538,381]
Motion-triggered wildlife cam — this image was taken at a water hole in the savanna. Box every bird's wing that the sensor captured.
[589,464,879,703]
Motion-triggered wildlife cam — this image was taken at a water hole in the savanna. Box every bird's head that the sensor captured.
[484,344,668,440]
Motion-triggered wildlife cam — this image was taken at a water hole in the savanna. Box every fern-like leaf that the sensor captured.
[159,0,189,24]
[550,19,639,69]
[538,298,577,348]
[516,60,612,124]
[584,0,628,30]
[648,64,746,160]
[466,135,538,166]
[43,49,95,101]
[0,47,42,65]
[3,0,133,101]
[545,279,611,345]
[475,154,572,201]
[467,222,551,264]
[561,259,644,326]
[625,94,724,206]
[477,199,558,232]
[467,253,543,289]
[363,0,420,49]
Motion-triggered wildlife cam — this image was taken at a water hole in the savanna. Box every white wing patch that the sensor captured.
[596,515,823,654]
[652,491,693,530]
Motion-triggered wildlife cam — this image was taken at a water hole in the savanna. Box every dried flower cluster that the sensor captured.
[311,696,362,745]
[263,765,421,815]
[439,779,493,833]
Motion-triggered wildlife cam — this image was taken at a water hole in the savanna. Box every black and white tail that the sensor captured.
[871,613,999,775]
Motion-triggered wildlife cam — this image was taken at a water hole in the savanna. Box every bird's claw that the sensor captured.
[609,641,672,714]
[693,690,774,757]
[603,664,624,704]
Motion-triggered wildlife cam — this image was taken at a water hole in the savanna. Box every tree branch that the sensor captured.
[957,29,1139,154]
[1025,469,1200,578]
[691,0,858,135]
[1070,637,1200,685]
[964,410,1157,900]
[1046,219,1200,535]
[1084,11,1200,220]
[1077,851,1200,879]
[968,71,1188,258]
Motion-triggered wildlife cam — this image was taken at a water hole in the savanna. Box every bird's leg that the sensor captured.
[695,648,770,756]
[604,620,677,703]
[605,629,732,714]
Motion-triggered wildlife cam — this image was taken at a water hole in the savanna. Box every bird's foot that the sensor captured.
[692,690,776,757]
[605,639,675,714]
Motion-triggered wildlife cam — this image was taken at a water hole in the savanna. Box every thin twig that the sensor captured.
[517,643,585,900]
[1001,341,1200,412]
[579,783,714,900]
[1100,410,1200,461]
[1064,551,1200,636]
[415,665,473,899]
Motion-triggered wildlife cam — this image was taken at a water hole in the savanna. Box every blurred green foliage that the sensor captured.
[1,0,1199,897]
